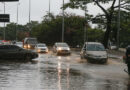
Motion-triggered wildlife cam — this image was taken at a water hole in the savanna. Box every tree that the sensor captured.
[64,0,130,48]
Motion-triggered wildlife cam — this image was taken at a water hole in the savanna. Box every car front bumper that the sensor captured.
[86,57,108,63]
[32,53,39,59]
[57,50,71,54]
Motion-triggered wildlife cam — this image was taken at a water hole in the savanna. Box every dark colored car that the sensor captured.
[0,45,38,61]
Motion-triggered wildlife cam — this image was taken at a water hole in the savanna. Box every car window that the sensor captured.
[56,43,68,47]
[87,44,105,51]
[9,45,20,50]
[38,44,46,47]
[0,46,8,49]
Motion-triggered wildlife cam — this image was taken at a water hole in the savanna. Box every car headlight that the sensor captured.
[37,49,41,52]
[24,45,27,48]
[46,49,48,52]
[101,55,107,58]
[57,47,62,51]
[67,48,70,50]
[28,45,31,48]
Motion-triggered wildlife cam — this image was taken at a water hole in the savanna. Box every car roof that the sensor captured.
[24,37,37,42]
[0,45,18,47]
[37,43,46,45]
[55,42,68,44]
[85,42,102,45]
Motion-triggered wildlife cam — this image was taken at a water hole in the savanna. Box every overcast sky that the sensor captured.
[0,0,117,26]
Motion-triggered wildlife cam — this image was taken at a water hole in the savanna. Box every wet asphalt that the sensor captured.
[0,51,129,90]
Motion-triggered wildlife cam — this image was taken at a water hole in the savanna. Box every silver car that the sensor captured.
[53,42,71,55]
[80,42,108,63]
[35,43,48,53]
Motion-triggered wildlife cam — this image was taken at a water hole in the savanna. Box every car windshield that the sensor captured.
[27,39,38,44]
[38,44,46,47]
[56,43,68,47]
[16,42,22,45]
[87,44,105,51]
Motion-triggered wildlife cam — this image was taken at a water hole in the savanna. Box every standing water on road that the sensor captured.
[0,53,129,90]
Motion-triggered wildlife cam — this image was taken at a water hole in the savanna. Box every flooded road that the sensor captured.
[0,51,129,90]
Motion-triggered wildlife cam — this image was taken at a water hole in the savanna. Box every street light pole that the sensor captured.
[28,0,31,37]
[49,0,50,17]
[62,0,64,42]
[4,2,6,40]
[117,0,120,49]
[29,0,31,23]
[84,6,87,43]
[16,3,20,41]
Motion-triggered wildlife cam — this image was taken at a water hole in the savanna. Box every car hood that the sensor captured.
[38,47,47,49]
[86,51,107,56]
[57,47,70,50]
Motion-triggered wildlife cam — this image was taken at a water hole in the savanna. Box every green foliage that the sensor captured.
[31,13,104,47]
[0,13,105,47]
[64,0,130,48]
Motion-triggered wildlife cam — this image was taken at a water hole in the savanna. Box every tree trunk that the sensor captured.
[103,17,112,48]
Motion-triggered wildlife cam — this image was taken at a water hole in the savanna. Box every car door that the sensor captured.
[0,46,8,59]
[6,45,17,59]
[0,45,12,59]
[11,46,24,59]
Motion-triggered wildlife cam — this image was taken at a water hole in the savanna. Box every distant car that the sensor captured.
[35,43,48,53]
[108,42,117,50]
[0,45,38,61]
[15,42,23,48]
[53,42,71,55]
[23,37,38,49]
[80,42,108,63]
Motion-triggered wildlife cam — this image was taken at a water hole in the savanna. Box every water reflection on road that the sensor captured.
[0,52,129,90]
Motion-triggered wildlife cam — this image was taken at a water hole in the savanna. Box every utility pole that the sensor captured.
[16,3,20,41]
[28,0,31,37]
[117,0,120,49]
[62,0,64,42]
[49,0,50,17]
[29,0,31,23]
[4,2,5,40]
[84,6,87,43]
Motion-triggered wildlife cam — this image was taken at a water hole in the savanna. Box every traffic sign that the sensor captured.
[0,0,19,2]
[0,14,10,22]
